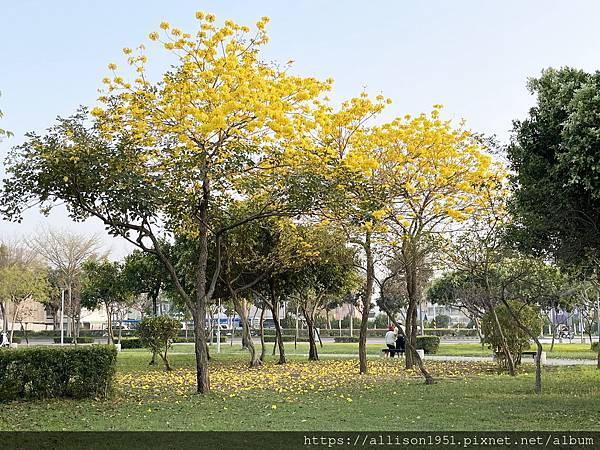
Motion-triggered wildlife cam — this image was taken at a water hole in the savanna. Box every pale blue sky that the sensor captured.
[1,0,600,256]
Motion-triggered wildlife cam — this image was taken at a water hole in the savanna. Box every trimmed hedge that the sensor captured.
[53,336,95,344]
[416,336,440,354]
[172,336,227,343]
[0,345,117,401]
[334,336,360,343]
[119,338,143,349]
[263,336,309,343]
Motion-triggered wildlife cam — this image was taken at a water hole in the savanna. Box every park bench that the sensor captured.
[494,350,547,364]
[381,348,405,357]
[517,350,547,364]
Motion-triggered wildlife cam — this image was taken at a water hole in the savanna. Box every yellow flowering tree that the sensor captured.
[1,13,330,394]
[307,93,391,374]
[377,106,504,368]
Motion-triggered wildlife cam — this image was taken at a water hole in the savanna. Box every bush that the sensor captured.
[416,336,440,354]
[53,336,95,344]
[263,336,309,343]
[423,328,478,337]
[433,314,451,328]
[0,345,117,401]
[119,338,143,349]
[481,301,543,367]
[138,316,180,370]
[592,341,599,353]
[171,336,227,343]
[334,336,359,343]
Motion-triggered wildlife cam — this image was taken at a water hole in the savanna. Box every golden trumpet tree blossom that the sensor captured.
[376,106,506,370]
[2,12,331,395]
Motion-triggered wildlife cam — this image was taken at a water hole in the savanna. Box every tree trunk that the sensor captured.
[485,298,516,375]
[20,322,29,345]
[193,310,210,393]
[359,231,374,375]
[259,306,266,362]
[151,282,160,316]
[305,311,319,361]
[118,315,123,345]
[1,302,6,334]
[597,332,599,370]
[384,308,435,385]
[234,297,259,367]
[403,244,421,370]
[159,349,172,371]
[474,317,484,349]
[268,289,286,364]
[105,303,114,345]
[10,303,18,345]
[502,300,543,393]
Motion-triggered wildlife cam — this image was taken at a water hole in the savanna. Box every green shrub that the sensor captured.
[592,341,599,353]
[334,336,359,343]
[416,336,440,354]
[0,345,117,401]
[138,316,180,370]
[481,301,543,367]
[119,338,143,349]
[263,336,309,343]
[53,336,95,344]
[423,328,478,337]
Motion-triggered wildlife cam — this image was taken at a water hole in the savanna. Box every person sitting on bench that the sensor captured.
[395,332,405,355]
[385,326,397,357]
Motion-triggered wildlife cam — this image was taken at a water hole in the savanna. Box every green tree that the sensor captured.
[1,14,329,394]
[122,249,169,316]
[137,315,180,371]
[507,67,600,370]
[434,314,451,328]
[286,225,361,361]
[0,263,50,344]
[482,301,543,367]
[373,313,388,329]
[81,260,133,344]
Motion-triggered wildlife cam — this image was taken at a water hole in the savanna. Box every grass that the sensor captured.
[0,347,598,432]
[162,341,599,360]
[436,342,598,360]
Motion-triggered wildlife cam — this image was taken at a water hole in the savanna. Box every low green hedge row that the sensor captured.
[0,345,117,401]
[173,336,227,343]
[332,335,440,353]
[52,336,95,344]
[119,338,144,349]
[263,336,309,343]
[334,336,359,343]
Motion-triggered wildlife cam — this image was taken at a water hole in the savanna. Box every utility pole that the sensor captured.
[60,289,65,346]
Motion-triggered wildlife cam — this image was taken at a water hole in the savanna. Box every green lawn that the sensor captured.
[0,349,598,431]
[436,342,598,360]
[164,341,599,360]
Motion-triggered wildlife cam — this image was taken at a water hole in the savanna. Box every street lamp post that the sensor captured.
[60,289,65,346]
